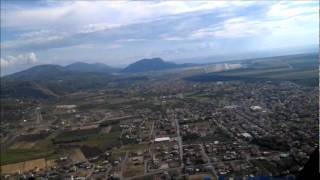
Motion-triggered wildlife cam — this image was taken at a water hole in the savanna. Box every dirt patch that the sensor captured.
[72,124,99,131]
[45,159,56,167]
[9,141,37,149]
[1,162,24,174]
[24,158,46,171]
[123,163,145,177]
[100,126,112,134]
[1,158,56,174]
[69,148,87,162]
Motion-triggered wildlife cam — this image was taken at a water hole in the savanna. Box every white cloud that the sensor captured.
[163,37,184,41]
[1,52,37,67]
[190,7,318,40]
[160,34,184,41]
[1,1,259,30]
[187,18,249,39]
[106,44,123,49]
[3,1,317,52]
[2,30,68,50]
[116,38,146,42]
[267,1,318,18]
[79,23,121,34]
[19,29,53,39]
[213,17,268,38]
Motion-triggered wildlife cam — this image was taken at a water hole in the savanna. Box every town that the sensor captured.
[1,0,319,179]
[1,78,318,180]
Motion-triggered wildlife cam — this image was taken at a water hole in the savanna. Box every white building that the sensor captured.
[250,106,262,111]
[154,137,170,142]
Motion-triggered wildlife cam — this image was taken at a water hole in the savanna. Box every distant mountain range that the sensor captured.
[1,64,117,98]
[1,58,190,98]
[121,58,186,73]
[1,54,318,99]
[66,62,120,73]
[3,63,116,81]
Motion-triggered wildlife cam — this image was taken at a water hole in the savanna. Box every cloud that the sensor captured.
[116,38,146,42]
[189,5,318,40]
[79,23,121,34]
[0,1,259,30]
[212,17,268,38]
[2,30,68,51]
[19,29,53,39]
[160,34,184,41]
[3,1,316,52]
[1,52,37,67]
[106,44,123,49]
[267,1,318,18]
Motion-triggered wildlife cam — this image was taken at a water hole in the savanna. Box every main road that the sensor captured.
[124,167,181,180]
[200,144,218,179]
[174,118,183,165]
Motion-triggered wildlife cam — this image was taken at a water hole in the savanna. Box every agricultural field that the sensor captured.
[123,163,145,177]
[188,174,215,180]
[1,132,57,165]
[53,127,121,150]
[9,133,51,150]
[1,124,121,166]
[1,158,56,174]
[0,149,55,165]
[69,148,88,162]
[53,128,101,142]
[185,53,318,86]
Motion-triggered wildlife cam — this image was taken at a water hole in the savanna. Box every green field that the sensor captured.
[79,131,121,150]
[53,127,121,151]
[54,128,101,141]
[0,148,55,165]
[1,125,121,165]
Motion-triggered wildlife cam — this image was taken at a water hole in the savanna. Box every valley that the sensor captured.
[0,54,318,179]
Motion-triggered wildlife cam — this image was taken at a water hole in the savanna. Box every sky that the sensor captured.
[1,0,319,75]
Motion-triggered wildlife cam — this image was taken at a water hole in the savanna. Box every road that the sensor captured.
[35,107,43,124]
[149,121,155,140]
[124,167,181,180]
[119,151,129,180]
[174,118,183,165]
[200,144,218,179]
[124,116,183,180]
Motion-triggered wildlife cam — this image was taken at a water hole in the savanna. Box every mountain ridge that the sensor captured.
[1,63,116,98]
[121,58,182,73]
[66,62,120,73]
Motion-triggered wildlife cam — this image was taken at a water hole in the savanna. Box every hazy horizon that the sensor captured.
[1,1,319,75]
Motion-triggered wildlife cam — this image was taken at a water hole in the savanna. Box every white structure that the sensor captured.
[56,105,77,109]
[241,132,252,139]
[250,106,262,111]
[154,137,170,142]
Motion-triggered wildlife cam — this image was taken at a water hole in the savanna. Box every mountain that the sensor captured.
[1,64,115,98]
[4,64,68,82]
[122,58,181,73]
[66,62,120,73]
[1,81,60,99]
